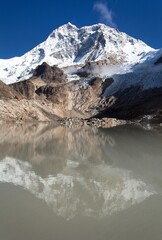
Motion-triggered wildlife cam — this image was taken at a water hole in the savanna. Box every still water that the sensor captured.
[0,123,162,240]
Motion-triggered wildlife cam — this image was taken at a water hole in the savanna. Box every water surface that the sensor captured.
[0,124,162,240]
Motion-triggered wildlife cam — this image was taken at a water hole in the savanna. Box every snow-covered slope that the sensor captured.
[102,48,162,98]
[0,22,154,84]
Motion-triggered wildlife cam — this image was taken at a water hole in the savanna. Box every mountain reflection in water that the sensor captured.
[0,124,162,220]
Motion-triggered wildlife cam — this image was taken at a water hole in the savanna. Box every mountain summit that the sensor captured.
[0,23,153,84]
[0,23,162,122]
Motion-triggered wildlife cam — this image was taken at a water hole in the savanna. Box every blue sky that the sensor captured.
[0,0,161,58]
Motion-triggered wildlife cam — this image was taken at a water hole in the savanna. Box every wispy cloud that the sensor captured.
[93,2,116,28]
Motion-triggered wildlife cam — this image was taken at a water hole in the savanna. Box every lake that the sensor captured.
[0,123,162,240]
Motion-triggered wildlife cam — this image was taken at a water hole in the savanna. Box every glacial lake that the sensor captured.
[0,123,162,240]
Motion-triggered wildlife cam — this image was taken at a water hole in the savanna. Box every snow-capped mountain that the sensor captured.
[0,22,155,84]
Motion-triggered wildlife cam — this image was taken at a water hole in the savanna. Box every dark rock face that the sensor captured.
[10,80,35,99]
[155,56,162,65]
[36,85,57,97]
[0,80,23,100]
[32,62,67,84]
[94,86,162,121]
[10,62,68,99]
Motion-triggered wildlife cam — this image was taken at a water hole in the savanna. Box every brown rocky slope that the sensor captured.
[1,61,162,124]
